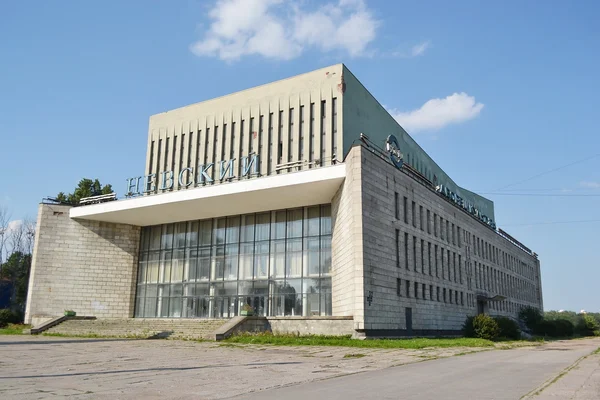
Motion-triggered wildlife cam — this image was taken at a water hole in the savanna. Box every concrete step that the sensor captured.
[45,318,230,340]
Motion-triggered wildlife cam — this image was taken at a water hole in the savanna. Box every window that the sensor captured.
[239,120,245,162]
[440,217,444,240]
[332,97,337,158]
[277,111,283,165]
[149,140,155,176]
[436,286,440,302]
[164,137,170,173]
[249,119,253,155]
[320,100,326,164]
[397,278,402,296]
[434,245,439,277]
[135,205,333,318]
[156,139,162,182]
[220,125,226,162]
[309,103,315,163]
[258,117,263,171]
[412,201,416,227]
[449,289,453,304]
[440,246,445,279]
[180,133,185,175]
[404,233,409,270]
[447,249,451,280]
[172,135,177,177]
[414,281,419,299]
[395,192,399,220]
[453,253,457,283]
[421,239,425,273]
[413,235,417,271]
[267,114,273,173]
[187,133,193,170]
[406,280,411,297]
[299,106,304,166]
[403,197,408,223]
[427,210,431,234]
[395,229,400,268]
[443,288,447,303]
[288,109,294,161]
[422,283,426,300]
[231,123,236,160]
[434,214,438,237]
[428,242,432,276]
[419,206,424,231]
[429,285,434,301]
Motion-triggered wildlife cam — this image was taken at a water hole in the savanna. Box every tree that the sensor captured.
[56,178,113,205]
[519,306,543,331]
[0,204,34,322]
[0,206,9,266]
[0,251,32,315]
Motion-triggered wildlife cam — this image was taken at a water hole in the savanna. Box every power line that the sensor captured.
[502,219,600,227]
[482,188,598,192]
[480,193,600,197]
[490,153,600,192]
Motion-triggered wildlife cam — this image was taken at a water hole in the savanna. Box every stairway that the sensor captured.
[44,318,229,340]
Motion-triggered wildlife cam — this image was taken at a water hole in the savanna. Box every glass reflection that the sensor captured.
[135,205,332,318]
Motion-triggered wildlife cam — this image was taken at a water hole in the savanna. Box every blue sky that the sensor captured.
[1,0,598,312]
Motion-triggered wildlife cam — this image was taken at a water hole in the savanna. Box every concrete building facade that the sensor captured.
[25,64,543,337]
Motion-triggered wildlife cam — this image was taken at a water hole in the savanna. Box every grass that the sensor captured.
[343,353,367,358]
[224,333,495,349]
[0,324,30,335]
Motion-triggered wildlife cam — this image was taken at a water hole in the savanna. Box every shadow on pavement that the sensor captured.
[0,361,304,380]
[0,338,142,346]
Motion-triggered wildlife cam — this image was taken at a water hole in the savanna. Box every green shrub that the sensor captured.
[493,316,520,340]
[0,309,19,328]
[553,319,575,337]
[471,314,500,341]
[534,320,557,337]
[519,306,543,331]
[462,316,476,338]
[532,318,575,338]
[577,315,600,337]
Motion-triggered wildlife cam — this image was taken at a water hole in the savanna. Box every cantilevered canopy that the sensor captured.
[476,293,507,302]
[70,165,346,226]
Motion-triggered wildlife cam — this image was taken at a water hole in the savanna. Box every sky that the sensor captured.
[1,0,598,312]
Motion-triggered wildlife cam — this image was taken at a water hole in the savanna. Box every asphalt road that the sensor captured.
[230,339,600,400]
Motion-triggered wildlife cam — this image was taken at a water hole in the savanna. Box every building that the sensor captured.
[24,64,543,337]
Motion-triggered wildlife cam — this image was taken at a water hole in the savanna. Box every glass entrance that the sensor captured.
[134,205,333,318]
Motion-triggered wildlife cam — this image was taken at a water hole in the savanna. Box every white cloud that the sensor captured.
[410,41,430,57]
[387,41,432,59]
[191,0,379,61]
[580,181,600,189]
[388,93,484,133]
[7,220,22,232]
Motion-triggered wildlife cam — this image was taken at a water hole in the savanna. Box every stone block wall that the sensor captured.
[267,317,354,336]
[349,145,542,336]
[24,204,140,324]
[331,148,365,328]
[233,316,354,337]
